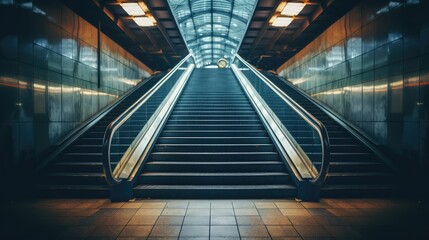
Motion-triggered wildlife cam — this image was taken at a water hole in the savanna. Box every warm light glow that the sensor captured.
[120,2,145,16]
[134,16,154,27]
[272,16,293,27]
[281,2,306,16]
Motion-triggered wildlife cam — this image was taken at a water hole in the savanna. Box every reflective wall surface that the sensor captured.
[278,0,429,170]
[0,0,152,171]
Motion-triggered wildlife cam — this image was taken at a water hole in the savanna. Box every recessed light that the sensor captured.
[120,2,145,16]
[272,16,293,27]
[281,2,305,16]
[134,17,154,27]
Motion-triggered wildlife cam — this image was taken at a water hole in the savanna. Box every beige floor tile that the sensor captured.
[150,225,181,237]
[119,226,153,237]
[238,225,270,237]
[266,226,300,237]
[234,208,259,216]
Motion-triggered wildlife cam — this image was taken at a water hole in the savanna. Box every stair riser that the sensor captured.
[153,145,276,152]
[171,111,257,115]
[157,137,272,144]
[150,153,280,161]
[160,131,269,138]
[167,120,261,125]
[168,115,260,120]
[144,163,286,172]
[41,176,107,185]
[50,164,103,173]
[163,125,265,131]
[139,175,290,185]
[134,188,297,199]
[314,163,386,172]
[325,175,394,184]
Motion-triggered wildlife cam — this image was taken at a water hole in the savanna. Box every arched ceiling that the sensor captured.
[167,0,258,67]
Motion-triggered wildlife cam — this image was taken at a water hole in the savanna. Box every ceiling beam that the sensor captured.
[247,0,283,59]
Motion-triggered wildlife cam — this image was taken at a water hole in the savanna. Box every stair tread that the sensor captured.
[141,172,289,176]
[321,184,397,190]
[328,172,392,177]
[155,144,273,146]
[135,184,296,190]
[44,172,104,177]
[37,184,110,190]
[146,161,283,165]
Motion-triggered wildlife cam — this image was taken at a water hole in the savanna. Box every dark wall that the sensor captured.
[0,1,152,175]
[277,0,429,173]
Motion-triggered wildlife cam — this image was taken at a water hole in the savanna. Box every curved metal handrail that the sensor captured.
[102,54,192,186]
[234,55,330,186]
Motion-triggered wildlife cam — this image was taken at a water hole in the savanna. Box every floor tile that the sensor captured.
[254,202,277,209]
[211,208,234,216]
[324,225,365,239]
[180,225,209,237]
[258,208,283,216]
[128,215,158,225]
[183,216,210,225]
[234,208,259,216]
[188,201,211,209]
[275,202,304,209]
[233,201,255,209]
[211,216,237,225]
[261,215,292,225]
[280,208,311,216]
[59,225,97,238]
[210,226,240,237]
[266,226,300,237]
[238,225,270,237]
[119,226,153,237]
[150,225,181,237]
[141,202,167,209]
[288,216,319,225]
[186,208,210,216]
[156,216,184,225]
[211,201,233,208]
[89,225,124,238]
[136,208,163,216]
[166,201,189,209]
[327,208,364,217]
[122,202,144,209]
[236,216,264,225]
[162,208,186,216]
[294,225,332,237]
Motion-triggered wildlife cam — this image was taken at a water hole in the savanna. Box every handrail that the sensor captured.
[102,54,192,186]
[234,55,330,185]
[267,72,399,174]
[34,73,163,174]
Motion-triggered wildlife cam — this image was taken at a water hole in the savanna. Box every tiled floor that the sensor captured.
[0,198,428,239]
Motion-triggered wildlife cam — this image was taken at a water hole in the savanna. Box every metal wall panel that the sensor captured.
[0,0,152,167]
[277,0,429,168]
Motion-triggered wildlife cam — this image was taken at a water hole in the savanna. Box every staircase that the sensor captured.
[37,74,164,197]
[134,69,296,198]
[263,72,396,197]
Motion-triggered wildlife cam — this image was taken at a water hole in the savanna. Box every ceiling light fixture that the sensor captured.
[272,16,293,27]
[120,2,145,16]
[281,2,306,16]
[133,16,154,26]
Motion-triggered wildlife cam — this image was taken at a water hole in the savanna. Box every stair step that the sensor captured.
[144,161,285,172]
[154,144,276,152]
[36,184,110,198]
[41,172,106,185]
[157,137,272,144]
[325,172,394,184]
[163,124,265,130]
[134,184,297,198]
[160,130,269,137]
[150,152,280,161]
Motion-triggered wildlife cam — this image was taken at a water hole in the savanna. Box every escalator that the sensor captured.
[133,69,297,198]
[36,74,165,197]
[263,72,397,197]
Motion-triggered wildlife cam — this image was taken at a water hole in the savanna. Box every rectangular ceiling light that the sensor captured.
[281,2,306,16]
[272,16,293,27]
[121,2,145,16]
[134,16,154,27]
